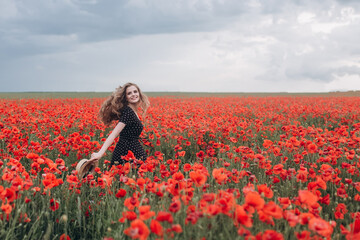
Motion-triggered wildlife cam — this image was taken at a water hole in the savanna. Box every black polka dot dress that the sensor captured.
[111,105,147,166]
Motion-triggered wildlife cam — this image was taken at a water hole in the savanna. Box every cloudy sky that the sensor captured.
[1,0,360,92]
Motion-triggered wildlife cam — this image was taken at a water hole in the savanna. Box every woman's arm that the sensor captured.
[90,121,126,161]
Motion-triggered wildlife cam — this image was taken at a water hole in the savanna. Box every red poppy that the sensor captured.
[115,188,127,198]
[118,211,137,223]
[50,199,59,211]
[124,196,140,210]
[234,205,252,228]
[189,170,207,187]
[172,172,184,181]
[244,191,265,211]
[334,203,348,220]
[284,210,299,227]
[263,139,273,148]
[342,218,360,240]
[203,204,219,216]
[202,193,215,202]
[150,219,163,236]
[307,143,318,153]
[139,205,155,221]
[156,211,173,223]
[337,187,348,198]
[212,168,228,185]
[258,184,274,198]
[1,188,17,203]
[183,163,192,172]
[121,150,136,161]
[262,201,283,219]
[261,230,284,240]
[295,231,311,240]
[26,152,39,160]
[124,219,150,240]
[308,217,333,238]
[176,151,185,157]
[273,164,284,175]
[278,197,291,209]
[59,234,71,240]
[1,203,12,215]
[299,212,314,225]
[169,199,181,213]
[170,224,182,233]
[315,176,327,190]
[298,190,318,208]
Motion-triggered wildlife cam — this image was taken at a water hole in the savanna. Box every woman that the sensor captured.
[90,83,150,166]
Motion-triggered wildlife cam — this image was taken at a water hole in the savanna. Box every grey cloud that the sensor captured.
[285,62,335,82]
[336,65,360,76]
[3,0,249,39]
[246,1,360,84]
[336,0,360,8]
[1,0,360,92]
[330,26,360,55]
[283,51,360,83]
[0,0,254,61]
[2,0,356,58]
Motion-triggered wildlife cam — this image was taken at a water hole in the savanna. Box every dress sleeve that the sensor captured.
[119,106,132,125]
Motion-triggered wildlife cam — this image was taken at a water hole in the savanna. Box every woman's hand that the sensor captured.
[90,152,103,162]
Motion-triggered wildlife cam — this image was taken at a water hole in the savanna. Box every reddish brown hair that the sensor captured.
[98,83,150,125]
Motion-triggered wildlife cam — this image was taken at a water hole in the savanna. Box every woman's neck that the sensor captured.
[128,103,138,112]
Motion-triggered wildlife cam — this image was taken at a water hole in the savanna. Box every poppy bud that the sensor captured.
[60,215,68,223]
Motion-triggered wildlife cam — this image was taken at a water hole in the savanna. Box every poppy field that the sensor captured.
[1,95,360,240]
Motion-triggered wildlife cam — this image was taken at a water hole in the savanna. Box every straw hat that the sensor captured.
[76,159,98,179]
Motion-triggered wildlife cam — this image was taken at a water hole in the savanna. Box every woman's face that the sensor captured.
[126,85,140,104]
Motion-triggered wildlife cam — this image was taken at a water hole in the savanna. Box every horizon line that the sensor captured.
[1,90,360,94]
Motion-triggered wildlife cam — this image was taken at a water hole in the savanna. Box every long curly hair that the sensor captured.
[98,83,150,125]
